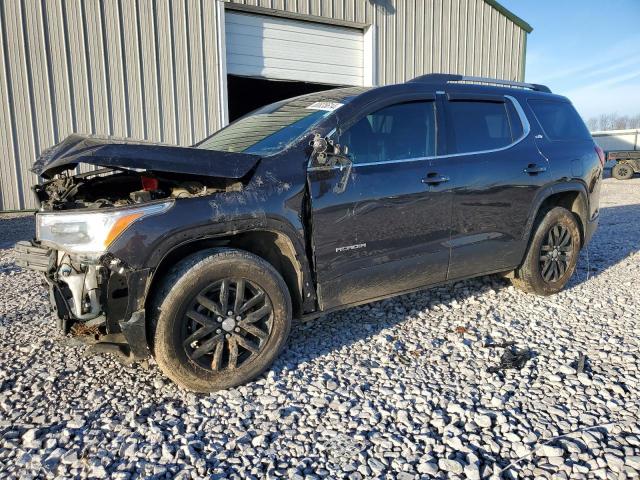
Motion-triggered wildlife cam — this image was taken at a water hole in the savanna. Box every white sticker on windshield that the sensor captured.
[306,101,343,111]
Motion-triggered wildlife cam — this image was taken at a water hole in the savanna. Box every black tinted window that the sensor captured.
[446,100,513,153]
[528,100,591,141]
[338,101,436,164]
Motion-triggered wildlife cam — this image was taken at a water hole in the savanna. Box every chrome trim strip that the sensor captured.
[352,156,436,167]
[307,96,531,170]
[507,95,531,139]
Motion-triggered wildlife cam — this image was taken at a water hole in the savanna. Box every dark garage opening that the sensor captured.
[227,74,342,122]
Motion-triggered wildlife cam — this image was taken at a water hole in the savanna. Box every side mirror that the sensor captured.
[309,134,353,194]
[310,133,350,167]
[310,134,329,165]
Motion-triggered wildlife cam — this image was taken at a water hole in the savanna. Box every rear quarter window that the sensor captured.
[528,99,591,141]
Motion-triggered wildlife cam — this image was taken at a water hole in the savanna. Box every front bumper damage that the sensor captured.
[15,240,151,362]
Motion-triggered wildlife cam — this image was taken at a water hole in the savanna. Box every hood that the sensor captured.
[33,134,260,179]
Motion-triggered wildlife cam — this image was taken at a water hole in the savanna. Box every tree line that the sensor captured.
[586,113,640,132]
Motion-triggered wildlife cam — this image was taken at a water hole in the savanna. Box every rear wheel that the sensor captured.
[612,163,634,180]
[150,249,292,392]
[511,207,581,296]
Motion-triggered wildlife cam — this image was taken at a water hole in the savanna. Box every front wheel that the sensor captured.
[150,249,292,392]
[511,207,581,296]
[612,163,634,180]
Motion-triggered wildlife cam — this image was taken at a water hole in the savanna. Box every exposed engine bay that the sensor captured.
[34,167,243,210]
[18,133,266,360]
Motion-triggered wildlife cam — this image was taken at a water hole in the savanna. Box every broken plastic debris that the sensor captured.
[486,343,532,373]
[576,353,586,373]
[483,340,515,349]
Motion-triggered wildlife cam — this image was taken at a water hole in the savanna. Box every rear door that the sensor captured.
[431,93,549,279]
[307,97,451,310]
[527,99,602,221]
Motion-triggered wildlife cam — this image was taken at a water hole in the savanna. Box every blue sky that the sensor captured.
[499,0,640,120]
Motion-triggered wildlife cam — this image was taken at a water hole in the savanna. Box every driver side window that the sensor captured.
[338,101,436,164]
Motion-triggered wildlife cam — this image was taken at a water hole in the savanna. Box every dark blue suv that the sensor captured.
[18,74,603,391]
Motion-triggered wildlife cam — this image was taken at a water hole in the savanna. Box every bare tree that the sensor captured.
[587,113,640,131]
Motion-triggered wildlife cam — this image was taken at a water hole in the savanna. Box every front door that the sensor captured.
[307,99,452,310]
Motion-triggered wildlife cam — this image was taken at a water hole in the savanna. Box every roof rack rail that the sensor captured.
[409,73,552,93]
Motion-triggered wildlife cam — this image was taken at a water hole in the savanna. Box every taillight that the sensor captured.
[595,145,605,167]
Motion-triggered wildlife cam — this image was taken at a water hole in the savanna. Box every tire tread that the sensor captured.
[149,248,292,392]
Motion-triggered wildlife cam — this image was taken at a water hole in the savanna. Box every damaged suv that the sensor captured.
[17,74,603,392]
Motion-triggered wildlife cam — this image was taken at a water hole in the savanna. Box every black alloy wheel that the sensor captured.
[539,224,572,283]
[150,248,292,392]
[511,206,581,296]
[183,278,273,371]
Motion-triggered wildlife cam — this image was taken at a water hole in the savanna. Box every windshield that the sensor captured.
[197,87,369,156]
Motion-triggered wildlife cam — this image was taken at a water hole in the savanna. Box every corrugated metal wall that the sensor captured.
[0,0,527,211]
[0,0,222,210]
[228,0,527,84]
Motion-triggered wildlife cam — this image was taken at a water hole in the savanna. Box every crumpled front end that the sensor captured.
[17,133,282,361]
[31,133,259,211]
[15,239,151,361]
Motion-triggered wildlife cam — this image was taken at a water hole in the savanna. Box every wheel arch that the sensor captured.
[525,182,589,247]
[144,228,316,319]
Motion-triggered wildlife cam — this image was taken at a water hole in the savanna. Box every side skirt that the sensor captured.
[299,266,520,321]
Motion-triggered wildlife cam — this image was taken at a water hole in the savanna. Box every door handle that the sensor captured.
[422,173,450,185]
[524,164,547,174]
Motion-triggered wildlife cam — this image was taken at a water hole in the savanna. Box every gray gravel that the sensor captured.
[1,178,639,479]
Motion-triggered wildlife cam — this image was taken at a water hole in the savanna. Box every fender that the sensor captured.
[522,180,589,243]
[108,198,317,315]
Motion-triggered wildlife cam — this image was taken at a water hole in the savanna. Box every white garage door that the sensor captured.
[225,12,365,86]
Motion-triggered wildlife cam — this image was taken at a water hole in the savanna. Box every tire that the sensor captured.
[511,207,581,296]
[149,248,292,392]
[612,163,634,180]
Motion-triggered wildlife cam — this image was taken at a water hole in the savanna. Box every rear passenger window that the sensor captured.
[528,100,591,141]
[338,101,436,164]
[446,100,513,154]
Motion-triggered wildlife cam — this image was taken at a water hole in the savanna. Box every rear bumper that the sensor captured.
[15,240,151,361]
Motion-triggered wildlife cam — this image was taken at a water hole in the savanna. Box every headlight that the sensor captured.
[36,202,172,255]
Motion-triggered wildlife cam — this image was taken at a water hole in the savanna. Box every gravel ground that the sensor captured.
[1,178,639,479]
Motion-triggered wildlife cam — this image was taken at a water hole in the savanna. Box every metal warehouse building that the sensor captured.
[0,0,531,211]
